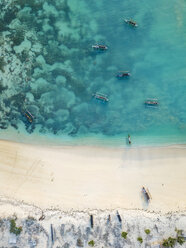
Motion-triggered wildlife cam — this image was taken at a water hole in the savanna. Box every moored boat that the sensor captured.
[145,99,159,106]
[92,44,108,51]
[24,110,34,123]
[117,71,131,78]
[124,19,138,27]
[92,92,109,102]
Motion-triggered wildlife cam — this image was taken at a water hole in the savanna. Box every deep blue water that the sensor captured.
[0,0,186,146]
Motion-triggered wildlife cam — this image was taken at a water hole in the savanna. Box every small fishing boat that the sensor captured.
[117,71,131,78]
[90,215,94,228]
[142,187,152,202]
[116,211,122,222]
[92,44,108,51]
[92,92,109,102]
[107,214,111,223]
[124,19,138,27]
[51,224,54,244]
[145,99,159,107]
[24,110,34,123]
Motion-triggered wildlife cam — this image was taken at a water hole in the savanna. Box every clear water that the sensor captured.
[0,0,186,146]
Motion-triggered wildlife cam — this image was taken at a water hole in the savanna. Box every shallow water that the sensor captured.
[0,0,186,146]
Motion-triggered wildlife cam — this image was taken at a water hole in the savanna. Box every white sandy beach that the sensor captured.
[0,140,185,213]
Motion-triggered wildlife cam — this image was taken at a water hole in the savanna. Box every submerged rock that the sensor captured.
[62,123,75,135]
[56,75,67,86]
[55,109,69,122]
[13,39,32,54]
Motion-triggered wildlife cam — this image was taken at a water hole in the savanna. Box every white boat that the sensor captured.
[92,44,108,50]
[145,98,159,107]
[92,92,109,102]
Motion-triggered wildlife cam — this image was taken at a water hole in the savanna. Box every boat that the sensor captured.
[92,92,109,102]
[145,99,159,107]
[142,187,152,202]
[107,215,111,223]
[51,224,54,244]
[116,211,122,222]
[24,110,34,123]
[90,215,94,228]
[124,19,138,27]
[92,44,108,51]
[117,71,131,78]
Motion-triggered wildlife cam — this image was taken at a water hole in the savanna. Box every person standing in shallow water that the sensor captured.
[128,135,131,144]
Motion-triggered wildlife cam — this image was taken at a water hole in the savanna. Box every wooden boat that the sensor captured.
[51,224,54,244]
[107,214,111,223]
[117,71,131,78]
[92,92,109,102]
[124,19,138,27]
[92,44,108,51]
[142,187,152,201]
[24,110,34,123]
[90,215,94,228]
[145,99,159,107]
[117,211,122,222]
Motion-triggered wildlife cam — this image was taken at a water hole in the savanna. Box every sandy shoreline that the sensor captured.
[0,139,185,213]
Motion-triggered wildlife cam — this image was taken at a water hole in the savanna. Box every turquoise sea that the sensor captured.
[0,0,186,146]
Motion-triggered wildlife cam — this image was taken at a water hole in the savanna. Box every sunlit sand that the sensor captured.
[0,140,185,212]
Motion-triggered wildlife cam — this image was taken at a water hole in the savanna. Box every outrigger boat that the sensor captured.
[145,99,159,107]
[142,186,152,202]
[124,19,138,27]
[92,44,108,51]
[117,71,131,78]
[24,110,34,123]
[92,92,109,102]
